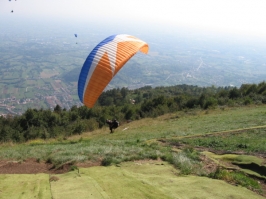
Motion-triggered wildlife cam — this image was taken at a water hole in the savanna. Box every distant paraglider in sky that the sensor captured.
[78,34,149,108]
[74,34,78,44]
[9,0,17,13]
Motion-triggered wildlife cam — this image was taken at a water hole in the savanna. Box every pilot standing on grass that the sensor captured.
[106,119,119,133]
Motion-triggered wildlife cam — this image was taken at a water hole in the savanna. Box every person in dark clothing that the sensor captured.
[106,119,119,133]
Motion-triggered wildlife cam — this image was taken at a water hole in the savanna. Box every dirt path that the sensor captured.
[170,125,266,140]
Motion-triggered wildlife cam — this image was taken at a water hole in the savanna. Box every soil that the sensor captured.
[200,154,218,174]
[0,158,101,174]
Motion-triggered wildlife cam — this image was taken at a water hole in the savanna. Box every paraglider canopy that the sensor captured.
[78,34,149,108]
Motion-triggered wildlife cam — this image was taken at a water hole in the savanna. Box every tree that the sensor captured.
[258,81,266,94]
[121,87,128,98]
[229,88,240,99]
[203,97,218,109]
[0,127,10,142]
[125,109,134,120]
[186,98,199,109]
[54,104,62,113]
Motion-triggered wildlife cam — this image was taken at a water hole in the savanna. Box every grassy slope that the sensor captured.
[0,105,266,198]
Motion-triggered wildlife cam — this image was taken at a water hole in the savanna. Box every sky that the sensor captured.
[1,0,266,38]
[0,0,266,42]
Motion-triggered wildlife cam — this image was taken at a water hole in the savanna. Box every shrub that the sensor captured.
[209,167,262,193]
[183,146,200,161]
[172,152,194,174]
[161,152,173,164]
[70,165,78,171]
[203,97,218,109]
[244,97,252,105]
[101,157,113,166]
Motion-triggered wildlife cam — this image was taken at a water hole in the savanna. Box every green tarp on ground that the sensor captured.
[51,161,264,199]
[0,161,264,199]
[0,174,51,199]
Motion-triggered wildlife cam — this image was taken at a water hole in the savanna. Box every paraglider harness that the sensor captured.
[106,119,119,133]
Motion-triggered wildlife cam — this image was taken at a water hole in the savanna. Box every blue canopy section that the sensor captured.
[77,35,117,103]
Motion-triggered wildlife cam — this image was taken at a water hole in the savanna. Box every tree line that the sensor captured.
[1,81,266,143]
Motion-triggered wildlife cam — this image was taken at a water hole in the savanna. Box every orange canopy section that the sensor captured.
[78,34,149,108]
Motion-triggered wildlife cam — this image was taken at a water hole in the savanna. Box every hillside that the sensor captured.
[1,81,266,143]
[0,105,266,198]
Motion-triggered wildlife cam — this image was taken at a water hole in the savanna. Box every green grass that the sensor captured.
[1,106,266,198]
[1,106,266,167]
[0,136,163,168]
[173,128,266,153]
[171,147,204,175]
[209,168,262,194]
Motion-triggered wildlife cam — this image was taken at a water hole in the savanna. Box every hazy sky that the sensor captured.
[1,0,266,38]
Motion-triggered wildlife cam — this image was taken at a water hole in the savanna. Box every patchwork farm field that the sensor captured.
[0,105,266,198]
